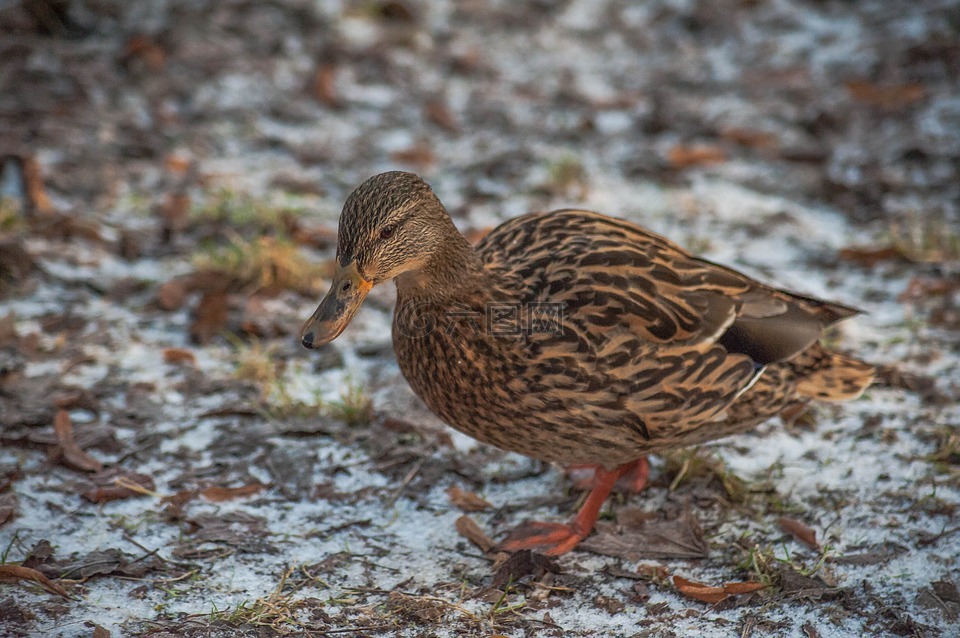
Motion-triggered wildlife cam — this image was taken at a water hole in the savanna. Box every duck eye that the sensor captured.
[379,225,396,240]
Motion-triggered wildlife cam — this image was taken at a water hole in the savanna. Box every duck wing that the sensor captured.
[477,210,856,440]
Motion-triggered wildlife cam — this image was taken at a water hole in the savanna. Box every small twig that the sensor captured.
[385,458,424,507]
[122,533,196,569]
[917,524,960,547]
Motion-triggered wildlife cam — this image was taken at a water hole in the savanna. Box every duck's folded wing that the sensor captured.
[485,210,854,435]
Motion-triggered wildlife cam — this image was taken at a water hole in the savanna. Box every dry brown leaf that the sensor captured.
[200,483,265,502]
[425,100,458,132]
[160,489,195,521]
[846,81,925,108]
[672,576,765,604]
[778,517,819,549]
[123,35,166,71]
[82,471,156,504]
[164,154,192,174]
[391,143,435,168]
[580,513,708,560]
[162,348,196,367]
[190,291,229,344]
[92,625,111,638]
[0,564,70,598]
[454,515,495,553]
[447,486,492,512]
[156,279,187,311]
[722,581,768,595]
[838,244,908,266]
[21,156,54,215]
[159,192,190,237]
[491,549,560,588]
[53,409,103,473]
[312,64,340,108]
[0,492,17,526]
[720,128,778,149]
[637,564,670,582]
[667,144,727,168]
[292,225,338,250]
[673,575,728,604]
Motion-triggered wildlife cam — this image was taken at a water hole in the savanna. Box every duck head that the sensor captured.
[299,171,458,349]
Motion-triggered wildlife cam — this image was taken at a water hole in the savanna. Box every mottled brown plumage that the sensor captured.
[300,171,875,554]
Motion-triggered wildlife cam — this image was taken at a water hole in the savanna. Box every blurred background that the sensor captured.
[2,0,958,233]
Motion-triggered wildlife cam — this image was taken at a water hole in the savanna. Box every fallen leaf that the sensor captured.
[391,143,435,168]
[292,224,338,250]
[0,492,17,526]
[54,548,165,580]
[200,483,265,502]
[491,550,560,589]
[667,144,726,168]
[722,581,767,595]
[720,128,778,149]
[846,81,925,108]
[593,594,625,614]
[21,156,54,216]
[933,580,960,604]
[778,517,819,550]
[673,575,766,604]
[777,565,839,600]
[0,564,69,598]
[312,64,340,108]
[454,515,495,553]
[377,0,416,21]
[447,486,492,512]
[156,280,187,311]
[162,348,196,367]
[81,470,156,504]
[54,390,99,415]
[830,541,907,565]
[123,34,166,71]
[20,539,55,570]
[0,242,35,297]
[159,192,190,240]
[673,575,728,604]
[165,153,192,174]
[160,489,195,522]
[636,564,670,582]
[53,410,103,473]
[580,512,708,560]
[425,100,458,132]
[190,291,229,344]
[838,244,908,266]
[177,512,275,556]
[0,463,23,492]
[92,625,111,638]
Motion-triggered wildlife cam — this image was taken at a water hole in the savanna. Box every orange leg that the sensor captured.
[566,457,650,493]
[499,461,636,556]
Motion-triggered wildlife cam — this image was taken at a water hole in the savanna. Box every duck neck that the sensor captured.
[395,223,486,303]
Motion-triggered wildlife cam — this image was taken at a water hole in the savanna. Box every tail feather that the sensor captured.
[790,343,875,402]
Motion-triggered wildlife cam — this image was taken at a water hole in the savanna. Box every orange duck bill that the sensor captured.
[300,260,372,349]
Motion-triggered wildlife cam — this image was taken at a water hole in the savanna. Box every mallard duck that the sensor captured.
[300,171,875,555]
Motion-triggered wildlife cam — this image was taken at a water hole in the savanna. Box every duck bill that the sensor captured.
[299,261,372,349]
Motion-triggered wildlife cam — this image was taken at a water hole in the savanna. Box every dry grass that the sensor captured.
[193,231,326,295]
[889,212,960,264]
[662,447,749,502]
